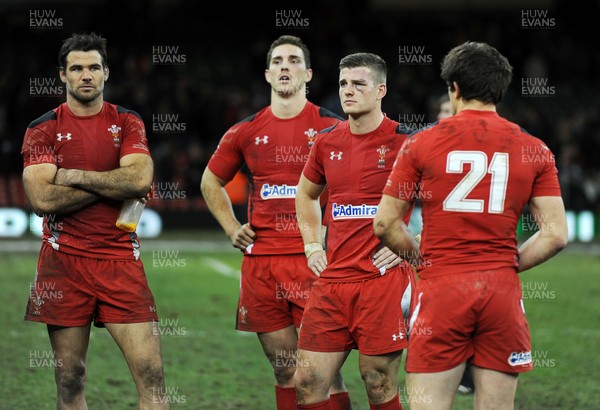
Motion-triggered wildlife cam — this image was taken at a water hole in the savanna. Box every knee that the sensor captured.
[294,367,323,401]
[273,362,296,385]
[362,368,394,397]
[136,362,166,390]
[55,363,86,402]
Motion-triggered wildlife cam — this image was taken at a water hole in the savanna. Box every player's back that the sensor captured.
[408,109,559,278]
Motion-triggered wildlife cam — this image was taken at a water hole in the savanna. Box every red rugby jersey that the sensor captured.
[302,116,412,281]
[21,102,151,260]
[383,109,561,279]
[207,101,343,255]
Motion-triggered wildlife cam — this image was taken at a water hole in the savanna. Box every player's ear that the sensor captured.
[59,68,66,84]
[104,65,109,81]
[264,69,270,83]
[305,68,313,83]
[377,83,387,100]
[452,81,461,99]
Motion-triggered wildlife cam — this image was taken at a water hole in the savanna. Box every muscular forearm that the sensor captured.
[518,231,566,273]
[31,185,99,215]
[296,194,322,245]
[375,218,420,265]
[201,180,242,238]
[56,165,151,200]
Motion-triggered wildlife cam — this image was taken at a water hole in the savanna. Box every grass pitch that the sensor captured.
[0,233,598,409]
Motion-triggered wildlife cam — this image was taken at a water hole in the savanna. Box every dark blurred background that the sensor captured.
[1,0,598,234]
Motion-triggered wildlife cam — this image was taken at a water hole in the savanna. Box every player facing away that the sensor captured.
[294,52,415,410]
[201,35,351,410]
[374,41,568,410]
[436,91,476,396]
[21,33,169,409]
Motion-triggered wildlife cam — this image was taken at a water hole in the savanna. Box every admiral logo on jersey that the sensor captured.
[331,203,378,220]
[260,184,297,200]
[508,351,532,366]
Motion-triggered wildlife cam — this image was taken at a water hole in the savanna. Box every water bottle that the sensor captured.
[115,199,145,232]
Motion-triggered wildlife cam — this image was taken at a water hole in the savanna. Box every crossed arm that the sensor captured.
[23,153,153,215]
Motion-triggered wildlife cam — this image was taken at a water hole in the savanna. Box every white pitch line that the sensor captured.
[204,257,240,278]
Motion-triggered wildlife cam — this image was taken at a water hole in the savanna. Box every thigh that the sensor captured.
[47,324,91,369]
[358,349,404,378]
[406,364,466,410]
[257,325,299,364]
[105,322,164,369]
[471,365,518,410]
[26,244,97,327]
[295,349,351,389]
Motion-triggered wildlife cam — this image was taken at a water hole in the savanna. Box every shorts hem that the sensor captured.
[96,316,159,326]
[297,342,356,353]
[470,360,533,374]
[24,316,92,327]
[358,345,407,356]
[236,322,296,333]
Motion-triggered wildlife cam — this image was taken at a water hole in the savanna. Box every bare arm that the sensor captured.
[518,196,568,273]
[54,153,153,200]
[296,174,327,275]
[23,163,99,215]
[373,194,420,265]
[200,167,255,250]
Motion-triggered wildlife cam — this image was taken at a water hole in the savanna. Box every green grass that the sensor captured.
[1,237,599,409]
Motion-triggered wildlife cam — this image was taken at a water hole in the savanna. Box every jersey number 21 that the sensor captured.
[443,150,509,213]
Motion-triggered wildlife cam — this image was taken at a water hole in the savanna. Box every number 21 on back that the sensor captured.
[443,151,509,213]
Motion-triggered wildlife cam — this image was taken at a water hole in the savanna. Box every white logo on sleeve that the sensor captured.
[56,133,72,141]
[255,136,269,145]
[330,151,343,160]
[508,351,532,366]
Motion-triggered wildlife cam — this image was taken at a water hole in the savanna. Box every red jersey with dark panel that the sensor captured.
[383,109,561,279]
[207,101,343,255]
[21,102,151,260]
[302,116,412,281]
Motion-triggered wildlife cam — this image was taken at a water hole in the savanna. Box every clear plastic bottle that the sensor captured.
[115,199,145,232]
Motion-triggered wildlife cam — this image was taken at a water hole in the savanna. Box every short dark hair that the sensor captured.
[58,32,108,70]
[339,52,387,84]
[266,35,311,69]
[440,41,512,104]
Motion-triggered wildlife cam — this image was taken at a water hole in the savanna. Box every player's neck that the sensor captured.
[456,99,496,113]
[270,91,307,119]
[66,96,104,116]
[348,110,385,135]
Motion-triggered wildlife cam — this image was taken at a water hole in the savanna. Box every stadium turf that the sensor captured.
[1,233,598,409]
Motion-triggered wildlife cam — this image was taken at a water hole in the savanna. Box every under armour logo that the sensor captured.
[149,306,157,312]
[392,332,404,341]
[255,136,269,145]
[56,133,72,141]
[330,151,343,160]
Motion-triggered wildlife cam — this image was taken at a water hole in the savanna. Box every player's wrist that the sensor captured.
[304,242,324,259]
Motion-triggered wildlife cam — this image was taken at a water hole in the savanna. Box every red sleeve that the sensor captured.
[531,143,561,197]
[382,136,421,202]
[207,126,245,183]
[22,126,56,168]
[302,134,326,185]
[120,112,151,157]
